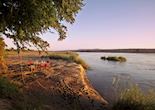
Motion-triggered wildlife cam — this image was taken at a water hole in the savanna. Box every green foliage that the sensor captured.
[112,86,155,110]
[0,0,84,50]
[0,77,19,98]
[48,52,89,69]
[101,56,127,62]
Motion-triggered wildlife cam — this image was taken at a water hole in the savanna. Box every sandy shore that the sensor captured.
[1,52,108,110]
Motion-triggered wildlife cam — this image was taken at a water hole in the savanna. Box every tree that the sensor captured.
[0,0,84,51]
[0,37,7,73]
[0,37,5,61]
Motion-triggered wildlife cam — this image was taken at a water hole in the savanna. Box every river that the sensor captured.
[79,52,155,103]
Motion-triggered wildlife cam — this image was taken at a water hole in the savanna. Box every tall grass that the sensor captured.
[48,52,89,69]
[112,85,155,110]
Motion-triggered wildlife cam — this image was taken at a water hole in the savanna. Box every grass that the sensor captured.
[101,56,127,62]
[0,77,44,110]
[112,86,155,110]
[0,77,19,99]
[47,52,89,69]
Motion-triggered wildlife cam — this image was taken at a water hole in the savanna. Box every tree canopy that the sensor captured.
[0,0,84,51]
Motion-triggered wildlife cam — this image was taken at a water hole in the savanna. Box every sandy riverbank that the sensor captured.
[0,52,108,110]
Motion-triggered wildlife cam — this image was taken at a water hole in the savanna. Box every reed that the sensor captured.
[48,52,89,69]
[112,86,155,110]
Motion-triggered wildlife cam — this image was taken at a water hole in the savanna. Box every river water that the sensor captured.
[79,52,155,102]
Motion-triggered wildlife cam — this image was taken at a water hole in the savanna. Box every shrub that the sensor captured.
[112,86,155,110]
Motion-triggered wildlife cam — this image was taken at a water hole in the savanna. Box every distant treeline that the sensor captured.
[74,49,155,53]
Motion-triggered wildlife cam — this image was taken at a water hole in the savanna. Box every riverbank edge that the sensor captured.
[78,65,108,105]
[0,57,108,110]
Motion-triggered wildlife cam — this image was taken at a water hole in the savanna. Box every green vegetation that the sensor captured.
[101,56,127,62]
[48,52,89,69]
[0,77,44,110]
[0,0,83,51]
[0,77,19,98]
[112,86,155,110]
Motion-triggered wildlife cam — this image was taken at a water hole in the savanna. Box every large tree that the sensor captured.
[0,0,84,51]
[0,37,5,61]
[0,37,7,73]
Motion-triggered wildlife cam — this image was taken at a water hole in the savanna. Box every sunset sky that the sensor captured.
[5,0,155,50]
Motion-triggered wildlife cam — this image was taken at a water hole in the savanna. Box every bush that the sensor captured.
[48,52,89,69]
[112,86,155,110]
